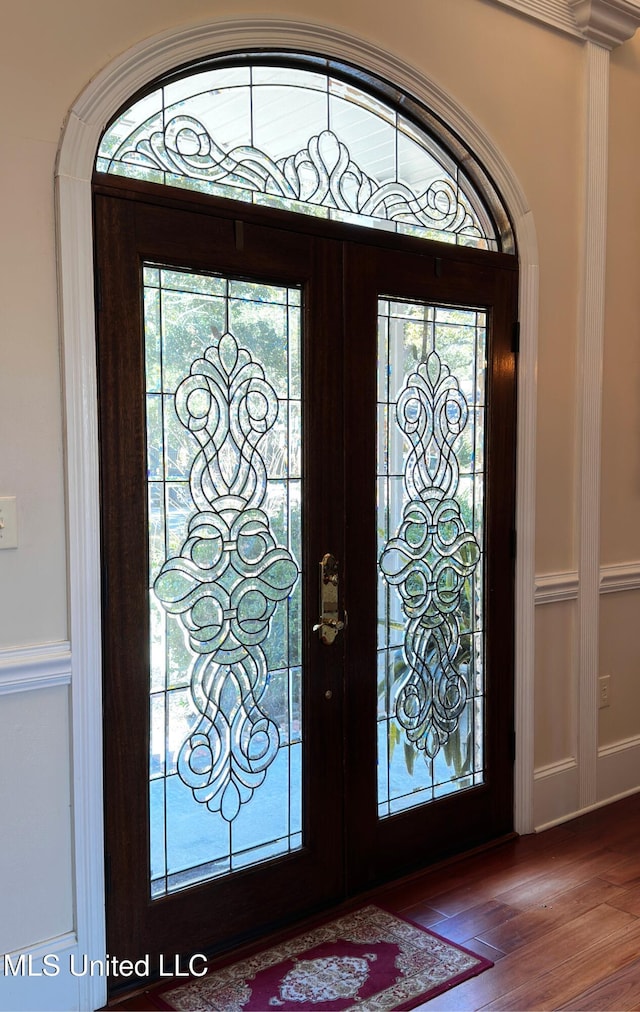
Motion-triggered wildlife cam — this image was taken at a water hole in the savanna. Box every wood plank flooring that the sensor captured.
[109,792,640,1010]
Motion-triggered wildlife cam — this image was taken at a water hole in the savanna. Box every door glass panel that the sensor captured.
[145,264,303,897]
[377,298,486,818]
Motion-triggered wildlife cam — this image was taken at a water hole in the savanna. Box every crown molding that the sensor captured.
[569,0,640,46]
[491,0,640,45]
[490,0,582,36]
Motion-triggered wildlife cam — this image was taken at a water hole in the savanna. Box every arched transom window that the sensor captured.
[97,57,511,251]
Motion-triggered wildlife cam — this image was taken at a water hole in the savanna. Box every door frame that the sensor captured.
[56,18,537,1012]
[95,182,517,981]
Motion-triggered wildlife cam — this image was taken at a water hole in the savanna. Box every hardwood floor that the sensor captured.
[109,792,640,1010]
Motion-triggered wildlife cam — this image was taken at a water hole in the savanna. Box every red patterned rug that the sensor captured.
[154,905,492,1010]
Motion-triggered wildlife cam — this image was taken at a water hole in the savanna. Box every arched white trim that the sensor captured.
[55,19,538,1010]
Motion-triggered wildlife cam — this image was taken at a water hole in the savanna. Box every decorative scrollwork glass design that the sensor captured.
[97,63,498,250]
[146,265,303,896]
[377,299,486,817]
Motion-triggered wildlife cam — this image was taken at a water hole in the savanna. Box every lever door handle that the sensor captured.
[314,553,345,645]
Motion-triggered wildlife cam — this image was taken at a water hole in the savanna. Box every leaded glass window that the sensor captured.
[146,265,303,897]
[377,299,486,816]
[97,61,501,250]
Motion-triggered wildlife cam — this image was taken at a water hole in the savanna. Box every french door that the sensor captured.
[95,180,517,991]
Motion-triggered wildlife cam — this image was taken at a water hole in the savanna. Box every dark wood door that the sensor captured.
[342,242,517,889]
[95,180,517,993]
[96,188,346,981]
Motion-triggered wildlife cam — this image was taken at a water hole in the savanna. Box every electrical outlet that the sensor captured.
[0,497,18,549]
[599,674,611,709]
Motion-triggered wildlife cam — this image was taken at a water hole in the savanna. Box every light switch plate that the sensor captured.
[0,497,18,549]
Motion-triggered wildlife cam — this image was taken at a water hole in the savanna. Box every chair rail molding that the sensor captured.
[600,561,640,594]
[0,642,71,696]
[535,571,580,605]
[534,562,640,605]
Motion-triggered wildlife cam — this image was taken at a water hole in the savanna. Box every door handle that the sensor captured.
[313,553,346,645]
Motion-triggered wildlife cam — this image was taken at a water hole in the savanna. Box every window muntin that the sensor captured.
[97,62,500,250]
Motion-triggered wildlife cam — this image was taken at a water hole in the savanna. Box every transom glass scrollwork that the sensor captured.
[97,63,498,250]
[377,298,486,818]
[146,264,303,897]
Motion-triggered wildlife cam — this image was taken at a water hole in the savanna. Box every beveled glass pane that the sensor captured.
[161,289,226,392]
[377,296,486,818]
[161,270,226,297]
[145,263,303,899]
[164,398,193,480]
[148,483,165,597]
[144,286,161,391]
[165,773,230,879]
[330,76,396,125]
[253,85,328,160]
[98,64,499,249]
[165,482,191,557]
[228,279,288,304]
[229,290,289,395]
[290,743,302,832]
[150,693,165,778]
[396,131,445,194]
[398,113,457,178]
[329,94,396,185]
[99,91,162,161]
[146,395,163,479]
[149,779,166,892]
[253,66,327,90]
[164,65,250,105]
[149,595,165,695]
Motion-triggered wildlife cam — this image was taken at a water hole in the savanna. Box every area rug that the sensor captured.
[153,904,492,1011]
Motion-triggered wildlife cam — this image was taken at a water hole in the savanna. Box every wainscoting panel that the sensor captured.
[598,734,640,803]
[0,934,81,1012]
[533,758,580,831]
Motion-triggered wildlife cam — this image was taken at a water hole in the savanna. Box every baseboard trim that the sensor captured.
[598,733,640,802]
[533,736,640,831]
[535,784,640,833]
